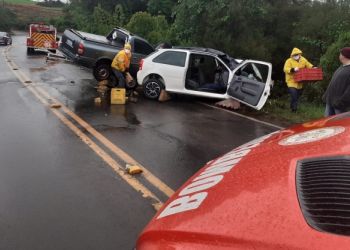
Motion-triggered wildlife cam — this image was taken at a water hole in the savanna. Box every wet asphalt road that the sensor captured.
[0,33,280,249]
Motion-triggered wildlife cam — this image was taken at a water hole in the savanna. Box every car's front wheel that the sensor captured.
[143,78,164,100]
[93,63,111,81]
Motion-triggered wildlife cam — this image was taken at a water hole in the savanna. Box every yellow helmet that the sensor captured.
[124,43,131,50]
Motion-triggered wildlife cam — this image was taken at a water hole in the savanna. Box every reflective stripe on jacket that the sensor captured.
[111,50,131,72]
[283,48,313,89]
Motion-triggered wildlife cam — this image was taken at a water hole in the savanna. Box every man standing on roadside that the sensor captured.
[323,47,350,116]
[283,48,313,112]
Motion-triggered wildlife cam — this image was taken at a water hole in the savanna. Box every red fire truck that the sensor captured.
[26,23,58,54]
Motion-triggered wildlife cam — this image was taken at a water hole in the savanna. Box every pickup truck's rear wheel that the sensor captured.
[93,64,111,81]
[143,79,164,100]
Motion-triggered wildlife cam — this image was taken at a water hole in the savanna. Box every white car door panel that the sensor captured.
[228,60,272,110]
[160,64,187,91]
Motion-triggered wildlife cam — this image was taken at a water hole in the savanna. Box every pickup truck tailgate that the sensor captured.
[59,29,82,59]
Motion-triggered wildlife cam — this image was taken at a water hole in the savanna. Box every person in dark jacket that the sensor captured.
[323,47,350,116]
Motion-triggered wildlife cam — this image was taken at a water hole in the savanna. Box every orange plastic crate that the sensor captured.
[294,68,323,82]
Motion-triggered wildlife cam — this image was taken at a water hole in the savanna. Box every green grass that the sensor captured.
[261,97,324,125]
[4,0,34,4]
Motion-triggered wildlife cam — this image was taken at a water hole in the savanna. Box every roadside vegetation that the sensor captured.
[4,0,34,4]
[1,0,350,124]
[262,98,324,126]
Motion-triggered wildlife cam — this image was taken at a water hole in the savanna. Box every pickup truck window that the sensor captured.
[153,51,187,67]
[134,39,154,55]
[111,30,127,44]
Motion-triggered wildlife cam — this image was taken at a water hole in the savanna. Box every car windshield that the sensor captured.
[218,54,240,71]
[0,32,6,36]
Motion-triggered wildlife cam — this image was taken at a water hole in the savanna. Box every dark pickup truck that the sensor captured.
[59,27,155,81]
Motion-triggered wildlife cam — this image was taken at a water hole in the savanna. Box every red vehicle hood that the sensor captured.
[137,114,350,249]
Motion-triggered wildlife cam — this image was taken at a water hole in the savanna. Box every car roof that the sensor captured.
[172,46,227,56]
[158,47,241,69]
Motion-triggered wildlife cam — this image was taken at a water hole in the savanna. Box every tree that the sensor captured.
[0,7,17,31]
[126,11,170,45]
[147,0,177,21]
[90,4,114,34]
[111,4,126,27]
[294,0,350,60]
[320,32,350,88]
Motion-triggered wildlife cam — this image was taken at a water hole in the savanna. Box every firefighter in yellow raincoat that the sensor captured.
[283,48,313,112]
[111,43,132,88]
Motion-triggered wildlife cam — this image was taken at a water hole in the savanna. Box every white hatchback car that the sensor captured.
[137,47,273,110]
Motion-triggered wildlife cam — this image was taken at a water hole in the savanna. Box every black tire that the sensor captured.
[27,47,34,54]
[143,78,164,100]
[126,79,137,89]
[93,63,111,81]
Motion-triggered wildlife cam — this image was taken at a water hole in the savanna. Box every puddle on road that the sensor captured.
[125,111,141,125]
[73,94,142,129]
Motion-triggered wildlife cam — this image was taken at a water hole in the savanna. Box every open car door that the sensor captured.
[227,60,272,110]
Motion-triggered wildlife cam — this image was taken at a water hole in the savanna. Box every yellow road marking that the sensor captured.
[5,45,174,198]
[3,47,165,210]
[17,61,175,198]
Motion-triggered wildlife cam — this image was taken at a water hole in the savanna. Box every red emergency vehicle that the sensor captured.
[137,112,350,249]
[26,23,58,53]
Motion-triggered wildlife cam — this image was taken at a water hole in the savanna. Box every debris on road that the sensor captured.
[126,90,138,103]
[94,97,101,104]
[128,96,138,103]
[158,90,171,102]
[97,80,109,101]
[50,103,62,109]
[46,52,67,62]
[96,80,140,105]
[111,88,126,105]
[215,99,240,110]
[126,164,143,175]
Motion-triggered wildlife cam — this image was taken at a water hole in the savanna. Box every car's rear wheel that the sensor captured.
[93,63,111,81]
[143,78,164,100]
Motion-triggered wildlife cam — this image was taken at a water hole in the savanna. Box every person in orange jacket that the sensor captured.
[283,48,313,112]
[111,42,132,88]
